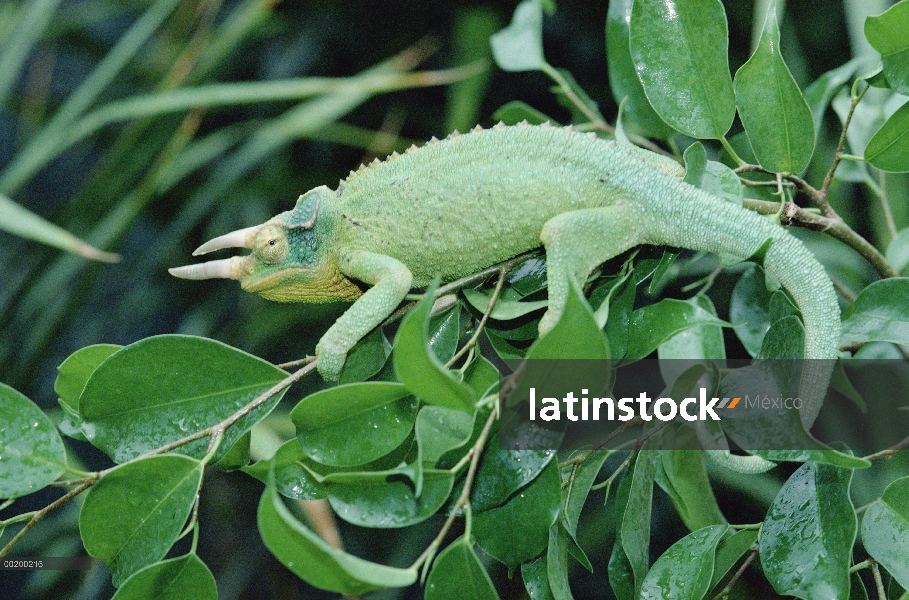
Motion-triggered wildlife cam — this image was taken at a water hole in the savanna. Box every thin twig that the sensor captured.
[710,544,759,600]
[871,559,888,600]
[410,403,499,573]
[446,266,509,368]
[821,84,870,203]
[742,198,897,279]
[0,480,95,557]
[862,434,909,461]
[877,169,897,240]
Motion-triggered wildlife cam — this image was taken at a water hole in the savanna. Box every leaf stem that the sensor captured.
[445,266,509,368]
[710,543,758,600]
[719,136,746,167]
[0,480,95,557]
[820,84,869,202]
[871,559,888,600]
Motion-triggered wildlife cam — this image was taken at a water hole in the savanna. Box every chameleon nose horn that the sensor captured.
[191,226,258,256]
[168,257,245,280]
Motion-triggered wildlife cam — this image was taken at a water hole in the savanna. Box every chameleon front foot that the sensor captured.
[315,342,347,381]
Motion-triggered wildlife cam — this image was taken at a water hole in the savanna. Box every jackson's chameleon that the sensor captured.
[171,122,839,470]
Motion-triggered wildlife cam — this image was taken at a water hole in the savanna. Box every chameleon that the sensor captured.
[170,121,840,470]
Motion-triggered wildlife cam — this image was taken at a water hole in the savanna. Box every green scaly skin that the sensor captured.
[172,122,840,473]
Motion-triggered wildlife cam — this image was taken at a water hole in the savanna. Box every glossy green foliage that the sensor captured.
[111,554,216,600]
[864,100,909,172]
[426,536,500,600]
[79,455,203,586]
[257,477,417,594]
[291,381,417,466]
[862,477,909,589]
[865,1,909,95]
[733,0,814,173]
[79,335,287,462]
[629,0,735,139]
[639,524,726,600]
[760,462,856,599]
[0,383,66,498]
[841,278,909,346]
[474,460,561,569]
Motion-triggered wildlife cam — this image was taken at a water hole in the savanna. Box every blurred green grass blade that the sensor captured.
[70,67,481,153]
[0,0,181,195]
[0,193,119,262]
[445,6,499,133]
[191,0,275,80]
[0,0,64,109]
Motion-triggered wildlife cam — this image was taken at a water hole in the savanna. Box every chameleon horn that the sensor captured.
[192,226,258,256]
[168,257,243,280]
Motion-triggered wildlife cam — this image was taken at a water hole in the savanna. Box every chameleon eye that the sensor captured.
[254,226,289,264]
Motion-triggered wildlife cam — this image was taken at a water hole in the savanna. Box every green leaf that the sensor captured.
[242,439,326,500]
[626,298,727,359]
[111,554,216,600]
[760,462,855,600]
[682,142,743,205]
[563,450,613,541]
[54,344,121,412]
[416,405,475,466]
[639,524,727,600]
[474,459,561,569]
[629,0,735,139]
[710,528,759,589]
[865,0,909,95]
[546,523,573,600]
[338,328,388,384]
[394,285,476,411]
[522,554,556,600]
[291,382,417,467]
[733,0,815,173]
[426,536,501,600]
[730,265,773,357]
[463,288,548,320]
[257,476,416,594]
[529,284,609,360]
[620,449,657,597]
[490,0,546,73]
[861,476,909,589]
[0,193,119,262]
[864,99,909,172]
[758,314,805,359]
[0,383,67,498]
[655,449,727,531]
[326,469,454,528]
[79,335,287,463]
[841,278,909,346]
[215,430,250,471]
[470,431,555,512]
[80,455,203,586]
[606,0,673,140]
[887,228,909,275]
[658,296,726,375]
[429,305,461,363]
[492,100,557,126]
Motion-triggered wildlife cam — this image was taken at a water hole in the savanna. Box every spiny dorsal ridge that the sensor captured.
[447,129,461,139]
[470,124,483,133]
[390,151,400,159]
[586,132,597,139]
[540,121,554,128]
[518,119,529,127]
[406,144,419,154]
[428,136,440,146]
[564,124,575,132]
[493,121,507,130]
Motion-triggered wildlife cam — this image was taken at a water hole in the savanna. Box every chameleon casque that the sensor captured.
[171,121,840,469]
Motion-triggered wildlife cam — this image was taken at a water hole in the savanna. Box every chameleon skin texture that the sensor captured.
[176,124,840,411]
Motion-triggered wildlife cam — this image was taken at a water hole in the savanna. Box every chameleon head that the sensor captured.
[168,186,363,303]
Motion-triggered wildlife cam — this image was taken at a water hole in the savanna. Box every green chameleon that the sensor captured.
[171,121,839,471]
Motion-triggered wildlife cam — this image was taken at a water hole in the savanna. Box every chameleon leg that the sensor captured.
[538,205,642,335]
[317,250,413,380]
